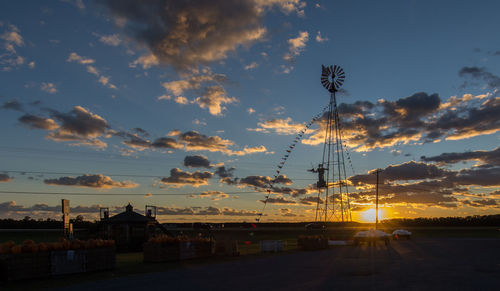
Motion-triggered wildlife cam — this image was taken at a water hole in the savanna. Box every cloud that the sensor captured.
[151,137,184,149]
[247,117,304,135]
[100,0,304,71]
[67,52,95,65]
[67,52,117,90]
[247,108,256,114]
[48,105,107,136]
[197,191,229,200]
[350,161,448,185]
[116,129,268,156]
[260,197,296,204]
[283,31,309,62]
[315,31,328,42]
[300,196,323,205]
[0,174,12,182]
[129,53,159,69]
[174,130,267,156]
[44,106,109,148]
[86,65,99,75]
[183,155,212,168]
[303,92,500,151]
[193,85,238,116]
[221,207,260,216]
[215,166,235,178]
[156,205,258,217]
[462,198,498,207]
[422,147,500,166]
[160,168,213,187]
[244,62,258,70]
[160,70,236,115]
[44,174,139,189]
[162,70,227,96]
[459,66,500,90]
[19,114,59,130]
[1,99,23,111]
[0,24,26,71]
[98,34,121,46]
[40,82,58,94]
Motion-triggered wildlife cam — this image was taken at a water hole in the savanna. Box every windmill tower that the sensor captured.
[310,65,352,222]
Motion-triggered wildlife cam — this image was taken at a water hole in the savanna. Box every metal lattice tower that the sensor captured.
[311,65,352,223]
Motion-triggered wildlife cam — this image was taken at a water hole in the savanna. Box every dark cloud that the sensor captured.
[156,205,256,216]
[304,91,500,150]
[132,127,149,137]
[459,66,500,89]
[239,175,291,188]
[160,168,212,187]
[0,173,12,182]
[19,114,59,130]
[183,155,211,168]
[444,165,500,187]
[1,99,23,111]
[44,174,138,188]
[214,166,235,178]
[0,201,105,217]
[300,196,323,205]
[151,137,183,149]
[100,0,303,71]
[41,106,110,148]
[117,129,266,156]
[379,192,457,205]
[350,161,448,185]
[49,106,108,137]
[259,197,296,204]
[462,199,498,207]
[422,147,500,166]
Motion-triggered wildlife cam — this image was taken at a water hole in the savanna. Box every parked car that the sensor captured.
[305,222,327,230]
[392,229,412,240]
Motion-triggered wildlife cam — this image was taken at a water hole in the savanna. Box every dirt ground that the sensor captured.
[51,237,500,291]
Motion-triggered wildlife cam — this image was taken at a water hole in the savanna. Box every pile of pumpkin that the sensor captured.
[0,238,115,255]
[148,235,211,246]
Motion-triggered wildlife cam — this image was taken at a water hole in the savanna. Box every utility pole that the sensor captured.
[374,169,383,229]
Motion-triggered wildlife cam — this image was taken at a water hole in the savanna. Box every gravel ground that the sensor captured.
[52,237,500,291]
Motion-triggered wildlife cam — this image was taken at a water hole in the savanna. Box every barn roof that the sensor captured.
[105,203,155,223]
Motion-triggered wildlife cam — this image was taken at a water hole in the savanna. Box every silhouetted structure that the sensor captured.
[100,204,169,252]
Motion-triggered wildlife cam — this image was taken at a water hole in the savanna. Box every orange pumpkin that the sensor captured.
[38,242,49,252]
[11,245,22,254]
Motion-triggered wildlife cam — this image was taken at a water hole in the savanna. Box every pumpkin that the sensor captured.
[0,244,11,254]
[4,240,15,248]
[38,242,49,252]
[11,245,22,254]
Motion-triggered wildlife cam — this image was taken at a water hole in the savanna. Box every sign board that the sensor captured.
[61,199,70,215]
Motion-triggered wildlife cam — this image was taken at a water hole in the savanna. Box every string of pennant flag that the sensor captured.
[256,103,330,222]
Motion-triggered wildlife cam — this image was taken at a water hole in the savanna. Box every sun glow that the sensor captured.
[360,208,385,223]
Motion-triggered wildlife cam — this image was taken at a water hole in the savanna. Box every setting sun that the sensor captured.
[360,208,385,223]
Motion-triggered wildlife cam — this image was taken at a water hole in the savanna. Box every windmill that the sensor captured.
[312,64,352,223]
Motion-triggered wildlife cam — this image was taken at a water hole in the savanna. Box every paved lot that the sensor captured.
[54,238,500,291]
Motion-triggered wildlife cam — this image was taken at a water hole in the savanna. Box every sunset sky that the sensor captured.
[1,0,500,222]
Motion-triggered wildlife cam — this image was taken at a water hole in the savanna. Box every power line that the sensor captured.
[0,190,262,196]
[1,170,317,181]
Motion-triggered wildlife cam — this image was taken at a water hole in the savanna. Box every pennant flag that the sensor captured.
[251,223,257,229]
